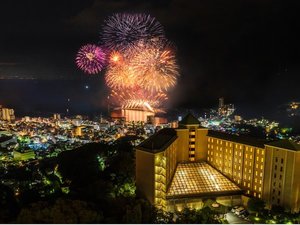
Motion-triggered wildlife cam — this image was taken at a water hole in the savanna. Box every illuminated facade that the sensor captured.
[135,113,300,212]
[111,108,155,123]
[0,107,15,121]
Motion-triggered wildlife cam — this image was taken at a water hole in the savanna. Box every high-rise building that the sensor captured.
[219,97,224,108]
[135,113,300,212]
[53,113,61,120]
[0,107,15,121]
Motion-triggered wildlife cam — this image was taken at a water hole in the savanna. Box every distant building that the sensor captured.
[0,107,15,121]
[53,113,61,120]
[218,97,235,117]
[135,113,300,212]
[74,126,84,137]
[111,108,155,123]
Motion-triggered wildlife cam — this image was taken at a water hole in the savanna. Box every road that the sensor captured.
[226,212,251,224]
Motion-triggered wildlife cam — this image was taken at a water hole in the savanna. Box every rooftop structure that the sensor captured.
[167,162,242,199]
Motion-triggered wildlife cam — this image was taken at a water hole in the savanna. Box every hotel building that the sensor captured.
[135,113,300,212]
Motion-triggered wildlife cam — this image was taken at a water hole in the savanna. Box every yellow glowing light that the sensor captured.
[86,52,94,61]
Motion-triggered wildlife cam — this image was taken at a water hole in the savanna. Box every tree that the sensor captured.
[0,184,19,223]
[16,198,103,223]
[247,198,265,216]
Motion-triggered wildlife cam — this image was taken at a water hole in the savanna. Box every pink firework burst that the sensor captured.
[76,44,106,74]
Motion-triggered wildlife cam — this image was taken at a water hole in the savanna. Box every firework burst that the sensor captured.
[102,13,165,51]
[129,42,179,92]
[76,44,106,74]
[109,86,168,109]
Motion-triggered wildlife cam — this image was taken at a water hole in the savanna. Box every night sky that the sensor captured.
[0,0,299,118]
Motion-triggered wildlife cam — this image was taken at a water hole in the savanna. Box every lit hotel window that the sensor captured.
[246,154,248,159]
[261,158,264,163]
[240,145,242,150]
[226,142,228,147]
[258,194,261,198]
[257,149,260,154]
[260,165,263,170]
[230,143,232,147]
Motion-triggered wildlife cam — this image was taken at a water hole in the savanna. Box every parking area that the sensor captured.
[226,212,251,224]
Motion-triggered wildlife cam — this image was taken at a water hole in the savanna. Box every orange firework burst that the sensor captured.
[129,43,179,92]
[109,51,123,64]
[105,63,138,89]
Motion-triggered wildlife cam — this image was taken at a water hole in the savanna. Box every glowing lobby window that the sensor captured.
[167,162,241,197]
[258,194,261,198]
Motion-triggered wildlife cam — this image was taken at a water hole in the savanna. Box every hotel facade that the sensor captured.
[135,114,300,212]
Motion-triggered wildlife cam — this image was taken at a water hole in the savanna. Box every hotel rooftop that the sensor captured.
[167,162,242,199]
